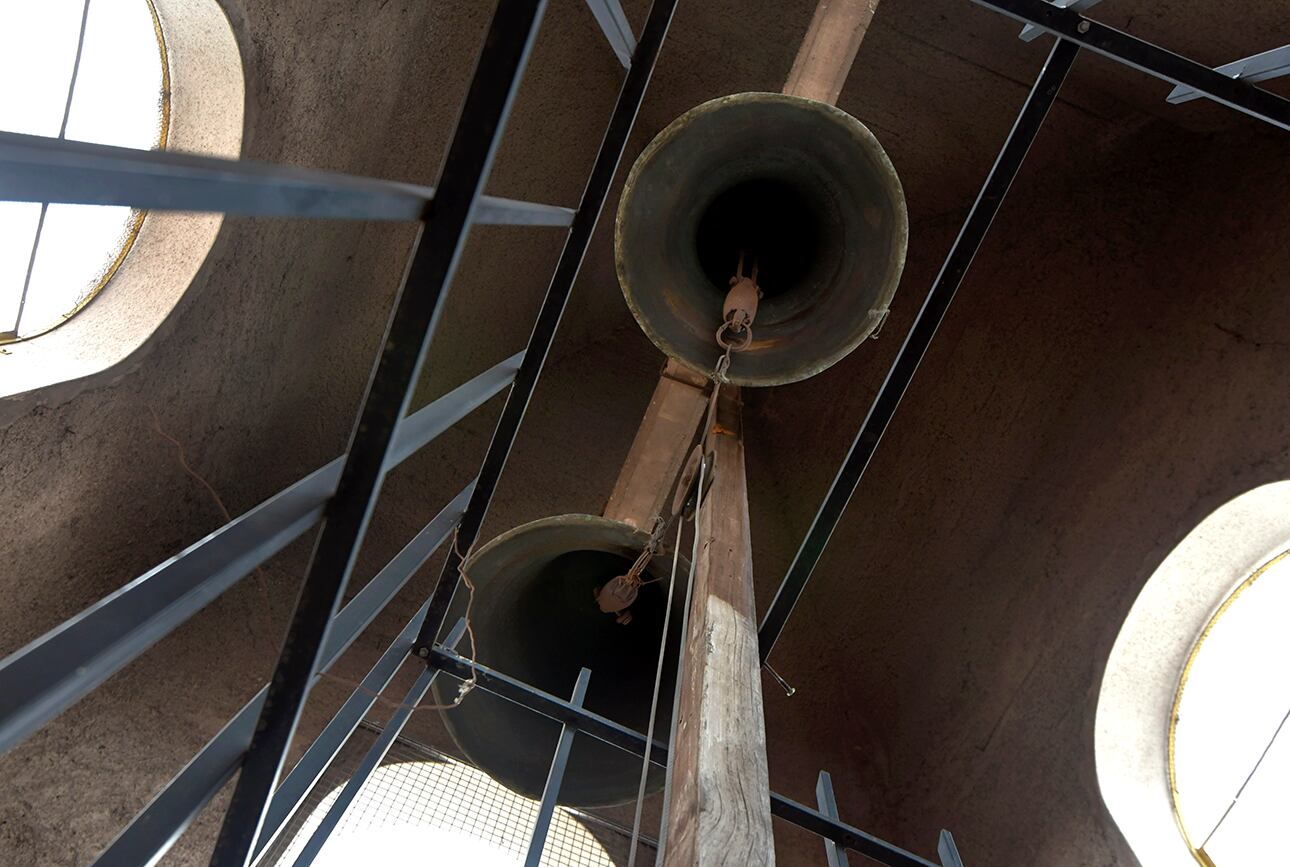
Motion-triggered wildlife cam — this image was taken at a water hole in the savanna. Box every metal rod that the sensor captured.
[209,5,548,860]
[288,655,455,867]
[938,830,966,867]
[94,534,467,867]
[522,668,591,867]
[627,518,685,867]
[429,646,668,761]
[769,795,940,867]
[974,0,1290,131]
[816,771,851,867]
[429,644,937,867]
[0,131,573,225]
[251,618,465,863]
[1167,43,1290,104]
[414,0,681,651]
[0,353,516,758]
[655,452,706,861]
[13,0,92,336]
[583,0,636,68]
[757,38,1080,664]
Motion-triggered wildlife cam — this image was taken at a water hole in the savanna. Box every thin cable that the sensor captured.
[654,452,707,863]
[14,0,92,336]
[1198,701,1290,850]
[627,516,685,867]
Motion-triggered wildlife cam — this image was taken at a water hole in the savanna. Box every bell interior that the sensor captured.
[616,92,908,386]
[433,517,685,807]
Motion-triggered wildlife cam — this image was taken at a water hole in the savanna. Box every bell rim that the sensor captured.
[615,91,910,387]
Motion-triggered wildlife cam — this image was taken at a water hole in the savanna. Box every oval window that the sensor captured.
[0,0,168,342]
[1170,549,1290,865]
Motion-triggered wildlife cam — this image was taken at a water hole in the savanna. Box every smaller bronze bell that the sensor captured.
[432,514,687,807]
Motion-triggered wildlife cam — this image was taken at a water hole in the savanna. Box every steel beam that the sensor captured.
[1018,0,1101,43]
[0,355,515,758]
[522,668,591,867]
[288,665,442,867]
[1167,44,1290,104]
[583,0,636,68]
[974,0,1290,131]
[939,830,966,867]
[758,38,1080,663]
[769,795,940,867]
[250,619,465,864]
[816,771,851,867]
[209,6,548,860]
[427,648,939,867]
[415,0,681,652]
[0,132,573,226]
[286,622,468,867]
[93,499,469,867]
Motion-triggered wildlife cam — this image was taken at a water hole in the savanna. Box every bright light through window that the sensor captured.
[283,760,620,867]
[0,0,167,341]
[1171,550,1290,865]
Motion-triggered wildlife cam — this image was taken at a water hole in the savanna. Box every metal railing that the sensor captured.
[1,0,1288,865]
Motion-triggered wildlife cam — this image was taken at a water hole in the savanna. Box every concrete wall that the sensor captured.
[2,0,1288,864]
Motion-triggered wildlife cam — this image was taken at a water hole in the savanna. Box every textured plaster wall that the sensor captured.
[1,0,1288,865]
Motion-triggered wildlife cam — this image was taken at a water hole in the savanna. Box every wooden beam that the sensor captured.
[783,0,881,105]
[604,359,710,531]
[662,386,774,866]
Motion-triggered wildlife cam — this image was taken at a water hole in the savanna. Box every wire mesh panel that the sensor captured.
[261,724,655,867]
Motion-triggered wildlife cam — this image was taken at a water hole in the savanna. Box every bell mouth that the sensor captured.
[694,176,825,302]
[432,514,686,807]
[616,91,909,386]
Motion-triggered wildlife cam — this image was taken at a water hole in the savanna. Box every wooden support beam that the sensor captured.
[604,359,710,531]
[783,0,881,105]
[663,386,774,866]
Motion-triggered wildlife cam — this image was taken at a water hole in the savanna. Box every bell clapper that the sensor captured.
[718,252,761,352]
[598,254,760,628]
[595,515,668,625]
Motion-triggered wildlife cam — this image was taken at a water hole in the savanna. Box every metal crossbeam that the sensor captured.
[939,830,966,867]
[0,132,573,225]
[414,0,681,654]
[523,668,591,867]
[974,0,1290,131]
[1019,0,1101,43]
[287,622,468,867]
[583,0,636,67]
[757,39,1080,664]
[816,771,851,867]
[426,648,939,867]
[208,4,550,862]
[94,504,469,867]
[1167,44,1290,104]
[250,619,465,864]
[0,355,515,757]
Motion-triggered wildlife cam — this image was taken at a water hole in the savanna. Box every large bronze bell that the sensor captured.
[432,515,686,807]
[616,92,909,386]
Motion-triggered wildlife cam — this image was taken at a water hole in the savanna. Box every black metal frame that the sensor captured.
[2,1,1289,865]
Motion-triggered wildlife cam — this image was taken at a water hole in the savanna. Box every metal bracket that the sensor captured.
[1167,44,1290,104]
[1018,0,1103,43]
[938,829,966,867]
